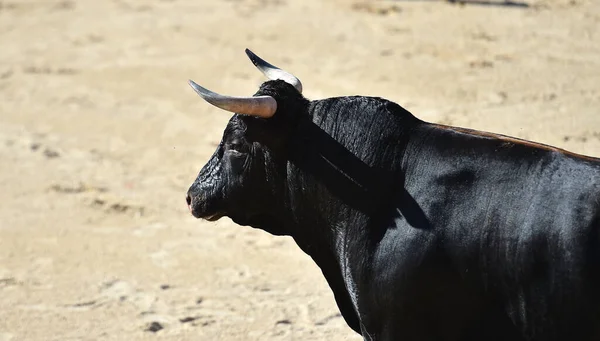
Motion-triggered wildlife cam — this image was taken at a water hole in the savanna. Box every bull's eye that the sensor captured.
[225,139,248,154]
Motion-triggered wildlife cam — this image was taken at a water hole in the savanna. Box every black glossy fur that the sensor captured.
[187,80,600,341]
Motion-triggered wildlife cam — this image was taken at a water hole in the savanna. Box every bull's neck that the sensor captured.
[282,109,427,260]
[278,110,428,329]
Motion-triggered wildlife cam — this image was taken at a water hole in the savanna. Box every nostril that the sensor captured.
[186,194,192,206]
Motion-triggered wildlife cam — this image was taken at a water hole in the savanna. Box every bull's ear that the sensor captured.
[188,80,278,118]
[245,49,303,94]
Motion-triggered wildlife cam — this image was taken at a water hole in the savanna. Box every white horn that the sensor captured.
[188,80,277,118]
[245,48,303,93]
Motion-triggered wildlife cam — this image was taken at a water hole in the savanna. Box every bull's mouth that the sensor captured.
[189,205,225,221]
[204,212,225,221]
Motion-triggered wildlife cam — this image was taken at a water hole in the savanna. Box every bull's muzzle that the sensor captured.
[185,188,204,218]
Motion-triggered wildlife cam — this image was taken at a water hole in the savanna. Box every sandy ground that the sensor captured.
[0,0,598,340]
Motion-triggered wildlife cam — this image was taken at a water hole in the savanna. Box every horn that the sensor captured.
[188,80,277,118]
[245,48,303,93]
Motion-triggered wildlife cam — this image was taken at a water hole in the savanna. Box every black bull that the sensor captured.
[185,63,600,340]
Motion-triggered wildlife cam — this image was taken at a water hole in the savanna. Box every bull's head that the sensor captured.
[185,49,308,235]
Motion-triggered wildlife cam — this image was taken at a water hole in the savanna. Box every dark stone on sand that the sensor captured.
[145,321,164,333]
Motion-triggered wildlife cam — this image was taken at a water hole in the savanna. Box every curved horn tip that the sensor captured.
[188,79,201,91]
[244,48,271,68]
[187,79,213,97]
[243,49,303,94]
[244,48,257,59]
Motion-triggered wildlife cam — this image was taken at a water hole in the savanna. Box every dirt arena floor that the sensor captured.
[0,0,598,340]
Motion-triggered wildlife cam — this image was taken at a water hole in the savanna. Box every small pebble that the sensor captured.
[145,321,163,333]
